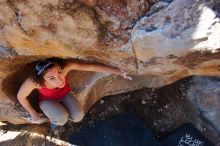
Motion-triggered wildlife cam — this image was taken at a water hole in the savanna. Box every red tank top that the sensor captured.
[37,78,71,101]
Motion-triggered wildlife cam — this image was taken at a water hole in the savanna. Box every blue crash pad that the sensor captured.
[68,112,161,146]
[160,123,214,146]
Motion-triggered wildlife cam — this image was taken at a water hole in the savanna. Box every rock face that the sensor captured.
[187,76,220,133]
[0,0,220,124]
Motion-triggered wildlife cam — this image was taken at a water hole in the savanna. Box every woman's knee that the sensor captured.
[71,110,85,122]
[39,100,69,125]
[52,111,69,126]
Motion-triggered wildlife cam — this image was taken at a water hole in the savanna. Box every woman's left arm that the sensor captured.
[63,61,132,80]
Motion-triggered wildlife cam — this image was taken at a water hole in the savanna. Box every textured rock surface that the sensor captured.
[0,0,220,124]
[187,76,220,133]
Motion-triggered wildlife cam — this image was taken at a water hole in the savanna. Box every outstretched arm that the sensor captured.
[63,61,132,80]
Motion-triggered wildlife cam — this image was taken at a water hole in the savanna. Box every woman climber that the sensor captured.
[17,58,132,126]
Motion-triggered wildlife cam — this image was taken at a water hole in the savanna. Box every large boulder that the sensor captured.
[0,0,220,124]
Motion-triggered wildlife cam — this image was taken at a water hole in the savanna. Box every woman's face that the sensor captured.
[43,65,65,88]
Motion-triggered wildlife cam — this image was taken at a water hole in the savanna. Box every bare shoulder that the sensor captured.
[22,77,39,89]
[17,77,39,99]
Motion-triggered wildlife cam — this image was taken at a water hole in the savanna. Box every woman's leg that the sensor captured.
[61,93,85,122]
[39,100,69,126]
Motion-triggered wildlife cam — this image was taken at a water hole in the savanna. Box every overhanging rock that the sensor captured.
[0,0,219,124]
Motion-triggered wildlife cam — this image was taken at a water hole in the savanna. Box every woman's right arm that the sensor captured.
[17,77,40,122]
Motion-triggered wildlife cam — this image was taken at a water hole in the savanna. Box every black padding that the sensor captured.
[160,123,213,146]
[68,112,161,146]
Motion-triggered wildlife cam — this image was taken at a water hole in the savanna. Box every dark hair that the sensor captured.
[29,57,65,86]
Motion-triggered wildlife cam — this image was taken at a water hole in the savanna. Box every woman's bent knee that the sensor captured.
[39,100,69,125]
[71,111,85,122]
[52,112,69,126]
